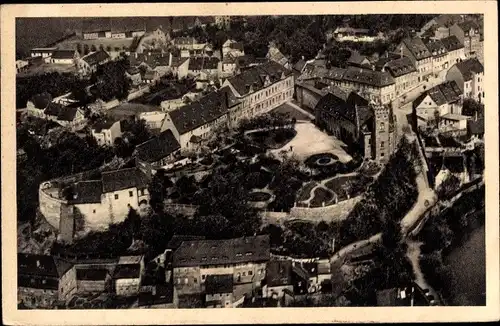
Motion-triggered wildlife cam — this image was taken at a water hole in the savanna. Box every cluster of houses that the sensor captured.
[19,234,338,309]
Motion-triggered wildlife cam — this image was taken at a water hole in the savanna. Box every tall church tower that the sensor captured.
[372,104,392,164]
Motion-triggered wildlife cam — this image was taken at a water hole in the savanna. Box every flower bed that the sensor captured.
[325,175,373,202]
[248,191,272,202]
[309,188,334,207]
[304,153,339,168]
[296,181,318,202]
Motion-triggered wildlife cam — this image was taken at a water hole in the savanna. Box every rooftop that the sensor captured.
[401,37,432,60]
[315,91,372,126]
[50,50,77,60]
[135,129,181,163]
[113,264,141,279]
[414,80,462,108]
[381,56,417,78]
[173,235,270,267]
[167,235,206,250]
[423,38,448,56]
[188,57,220,71]
[266,260,293,287]
[82,50,110,66]
[453,58,484,81]
[343,66,395,88]
[91,119,119,133]
[101,167,149,193]
[76,268,109,281]
[441,35,464,52]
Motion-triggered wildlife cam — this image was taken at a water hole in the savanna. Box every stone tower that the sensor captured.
[372,103,392,163]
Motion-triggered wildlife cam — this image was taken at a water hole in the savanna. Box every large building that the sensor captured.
[449,20,483,62]
[374,55,419,97]
[135,129,181,170]
[172,235,270,296]
[314,91,397,163]
[422,38,449,74]
[398,37,433,82]
[78,50,111,76]
[440,35,466,67]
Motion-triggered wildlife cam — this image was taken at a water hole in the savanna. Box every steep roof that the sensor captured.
[82,50,110,66]
[225,60,293,97]
[101,167,149,193]
[402,37,432,60]
[170,56,189,68]
[218,85,241,108]
[91,119,119,133]
[72,180,103,204]
[266,260,293,287]
[457,20,480,34]
[135,129,180,163]
[423,38,448,56]
[113,264,141,279]
[441,35,464,52]
[453,58,484,81]
[168,90,228,135]
[292,59,307,73]
[18,253,73,289]
[205,274,233,294]
[414,80,462,107]
[167,235,206,250]
[188,57,220,71]
[343,66,395,87]
[315,91,372,126]
[51,50,77,60]
[173,235,270,267]
[76,268,109,281]
[383,56,417,77]
[57,106,80,122]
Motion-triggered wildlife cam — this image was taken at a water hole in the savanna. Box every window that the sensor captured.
[248,270,253,276]
[140,189,145,196]
[129,191,133,197]
[93,209,96,214]
[381,153,385,157]
[193,278,197,284]
[242,272,246,276]
[114,194,119,200]
[202,275,206,280]
[184,278,188,284]
[381,141,385,148]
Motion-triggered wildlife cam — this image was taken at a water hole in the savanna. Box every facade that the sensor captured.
[30,47,57,58]
[126,67,142,86]
[74,267,112,294]
[138,111,166,131]
[332,27,377,42]
[262,260,294,299]
[83,30,112,40]
[187,57,220,78]
[91,120,122,147]
[204,275,234,308]
[160,90,229,151]
[222,39,245,59]
[440,35,466,67]
[222,60,295,127]
[339,66,396,104]
[18,253,74,308]
[215,16,231,30]
[78,50,111,76]
[135,129,181,169]
[314,91,397,163]
[413,81,463,127]
[16,59,29,73]
[375,55,419,97]
[449,20,482,59]
[422,38,449,74]
[170,57,190,79]
[27,99,87,131]
[50,50,80,65]
[398,37,433,82]
[445,58,484,102]
[113,264,143,296]
[172,235,270,296]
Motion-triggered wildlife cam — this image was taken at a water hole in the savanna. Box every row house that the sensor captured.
[26,95,87,132]
[440,35,466,67]
[78,50,111,76]
[422,38,449,74]
[375,55,419,97]
[160,90,229,151]
[446,58,484,102]
[204,275,235,308]
[30,47,57,58]
[339,66,396,105]
[413,80,464,128]
[449,20,482,61]
[180,43,214,58]
[135,129,181,171]
[187,57,220,79]
[172,235,270,296]
[221,60,295,127]
[90,119,122,147]
[398,37,433,82]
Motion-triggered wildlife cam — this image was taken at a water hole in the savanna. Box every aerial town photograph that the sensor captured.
[15,13,485,309]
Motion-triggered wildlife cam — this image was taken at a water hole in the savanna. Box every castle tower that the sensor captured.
[372,103,392,164]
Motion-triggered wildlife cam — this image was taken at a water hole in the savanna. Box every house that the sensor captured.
[135,129,181,169]
[423,38,449,74]
[34,101,87,131]
[262,260,294,299]
[332,27,375,42]
[292,58,307,76]
[376,287,413,306]
[441,35,465,67]
[138,111,166,131]
[266,43,289,69]
[50,49,79,65]
[215,16,231,30]
[445,58,484,102]
[295,80,347,111]
[30,47,57,58]
[172,37,198,50]
[18,253,74,308]
[194,16,215,29]
[113,264,142,296]
[170,57,190,79]
[398,37,433,82]
[347,51,371,68]
[83,30,112,40]
[375,55,419,97]
[412,80,463,127]
[339,66,396,104]
[315,91,397,163]
[16,59,29,73]
[142,70,160,84]
[160,90,229,151]
[129,51,172,77]
[138,283,178,308]
[449,20,482,59]
[172,235,270,296]
[66,167,150,232]
[205,274,234,308]
[439,113,471,135]
[126,67,142,86]
[73,267,113,294]
[91,119,122,146]
[222,39,245,59]
[419,14,463,36]
[79,50,111,76]
[187,57,220,78]
[221,60,295,127]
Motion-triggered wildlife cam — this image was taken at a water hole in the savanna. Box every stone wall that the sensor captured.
[38,182,67,230]
[289,196,362,222]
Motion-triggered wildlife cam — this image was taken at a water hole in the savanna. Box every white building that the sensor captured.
[91,120,122,146]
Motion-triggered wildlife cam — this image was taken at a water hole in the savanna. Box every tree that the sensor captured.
[148,169,174,212]
[462,98,483,117]
[91,44,97,52]
[106,46,112,52]
[76,43,83,55]
[125,207,142,239]
[83,44,90,55]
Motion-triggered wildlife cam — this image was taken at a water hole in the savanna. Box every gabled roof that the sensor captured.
[457,20,480,34]
[347,51,369,66]
[225,60,293,97]
[30,93,52,109]
[170,56,189,68]
[423,38,448,56]
[135,129,180,163]
[173,235,270,267]
[383,56,417,78]
[205,274,233,294]
[101,167,149,193]
[82,50,110,66]
[51,50,77,60]
[76,268,109,281]
[315,91,372,126]
[57,106,80,122]
[168,90,228,135]
[441,35,464,52]
[401,37,432,60]
[293,59,307,73]
[113,264,141,279]
[414,80,462,108]
[91,119,119,133]
[266,260,293,287]
[453,58,484,81]
[167,235,206,250]
[218,85,241,108]
[18,253,73,289]
[343,66,395,87]
[72,180,103,204]
[188,57,220,71]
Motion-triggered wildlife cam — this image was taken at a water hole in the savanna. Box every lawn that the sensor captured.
[246,128,297,150]
[309,188,334,207]
[248,191,272,202]
[325,175,373,202]
[296,181,319,202]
